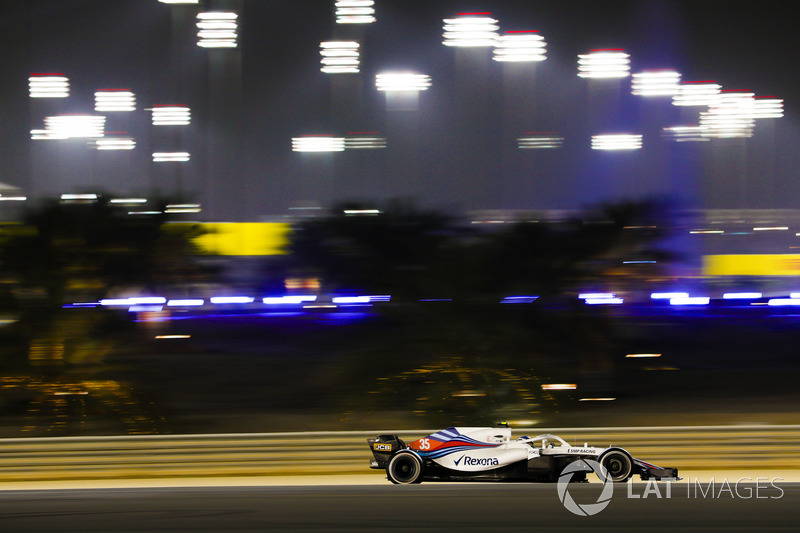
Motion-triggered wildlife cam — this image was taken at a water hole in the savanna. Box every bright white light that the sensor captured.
[625,353,662,358]
[165,204,201,213]
[292,136,345,152]
[344,135,387,149]
[541,384,576,390]
[578,50,630,79]
[651,292,689,299]
[767,298,800,307]
[723,292,762,300]
[579,293,615,299]
[153,152,190,162]
[752,97,784,119]
[672,82,721,107]
[110,198,147,204]
[95,137,135,150]
[61,193,98,201]
[631,70,681,96]
[197,12,238,48]
[493,32,547,62]
[332,296,371,304]
[585,298,624,305]
[375,72,432,92]
[151,106,191,126]
[130,297,167,305]
[517,134,563,149]
[159,1,199,3]
[700,91,756,139]
[94,90,136,112]
[344,209,380,215]
[262,295,318,305]
[669,297,710,306]
[40,115,106,139]
[29,74,69,98]
[320,41,360,74]
[167,299,205,306]
[210,296,255,304]
[753,226,788,231]
[443,14,499,47]
[335,1,375,24]
[591,134,642,150]
[0,196,26,202]
[662,125,709,143]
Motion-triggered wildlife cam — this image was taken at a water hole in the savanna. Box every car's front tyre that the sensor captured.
[599,449,633,483]
[387,451,424,484]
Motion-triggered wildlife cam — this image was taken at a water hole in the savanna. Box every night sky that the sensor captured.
[0,1,797,220]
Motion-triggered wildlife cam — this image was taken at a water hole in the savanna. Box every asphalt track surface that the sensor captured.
[1,482,797,532]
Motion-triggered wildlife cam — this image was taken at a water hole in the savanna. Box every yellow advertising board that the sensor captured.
[702,254,800,276]
[185,222,291,256]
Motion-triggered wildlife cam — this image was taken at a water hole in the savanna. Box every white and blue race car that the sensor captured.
[368,425,679,484]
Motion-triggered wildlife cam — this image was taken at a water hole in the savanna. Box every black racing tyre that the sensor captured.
[599,449,634,483]
[387,452,424,484]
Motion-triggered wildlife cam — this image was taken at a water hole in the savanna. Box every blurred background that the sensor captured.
[1,0,799,438]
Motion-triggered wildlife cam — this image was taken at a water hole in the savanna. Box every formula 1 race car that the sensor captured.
[368,426,680,484]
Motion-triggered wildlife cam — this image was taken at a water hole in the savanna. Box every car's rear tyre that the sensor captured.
[387,452,424,484]
[599,450,633,483]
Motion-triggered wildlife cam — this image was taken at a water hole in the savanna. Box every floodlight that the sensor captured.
[95,90,136,112]
[493,32,546,62]
[197,12,238,48]
[42,115,106,139]
[320,41,360,74]
[672,81,721,106]
[335,1,375,24]
[153,152,190,162]
[292,136,345,152]
[517,134,563,149]
[631,70,681,96]
[344,134,387,149]
[752,97,784,119]
[29,74,69,98]
[443,14,499,47]
[375,72,432,91]
[165,204,201,213]
[592,134,639,151]
[591,134,642,150]
[151,106,191,126]
[662,125,708,142]
[95,137,136,150]
[578,50,630,79]
[699,91,756,138]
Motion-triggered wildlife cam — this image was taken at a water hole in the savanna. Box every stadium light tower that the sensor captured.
[578,50,631,79]
[320,41,360,74]
[151,105,191,126]
[591,134,643,150]
[197,11,238,48]
[94,90,136,112]
[29,74,69,98]
[672,81,721,107]
[335,1,375,24]
[631,70,681,97]
[492,31,547,62]
[291,136,346,152]
[376,72,431,111]
[32,115,106,140]
[443,13,499,47]
[752,97,784,119]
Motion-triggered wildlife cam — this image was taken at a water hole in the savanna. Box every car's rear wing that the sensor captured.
[367,435,407,469]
